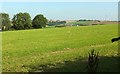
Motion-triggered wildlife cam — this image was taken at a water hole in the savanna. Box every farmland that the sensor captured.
[2,24,119,72]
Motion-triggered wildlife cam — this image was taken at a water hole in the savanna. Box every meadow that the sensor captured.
[2,24,119,72]
[67,21,94,25]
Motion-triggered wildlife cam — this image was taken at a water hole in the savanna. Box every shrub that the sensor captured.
[87,49,99,73]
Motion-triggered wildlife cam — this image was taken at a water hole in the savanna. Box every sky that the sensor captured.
[0,0,119,2]
[0,2,118,21]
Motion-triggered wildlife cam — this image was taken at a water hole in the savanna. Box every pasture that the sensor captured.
[2,24,119,72]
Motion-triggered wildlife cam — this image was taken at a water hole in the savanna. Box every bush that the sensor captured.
[87,49,99,73]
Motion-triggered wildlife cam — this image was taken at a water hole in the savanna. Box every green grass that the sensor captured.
[2,24,119,72]
[67,21,95,26]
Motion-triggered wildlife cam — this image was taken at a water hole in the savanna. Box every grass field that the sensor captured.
[2,24,119,72]
[67,21,93,25]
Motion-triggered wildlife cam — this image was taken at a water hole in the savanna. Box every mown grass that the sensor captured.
[2,24,118,72]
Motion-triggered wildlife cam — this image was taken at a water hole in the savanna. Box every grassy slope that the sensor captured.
[2,24,118,72]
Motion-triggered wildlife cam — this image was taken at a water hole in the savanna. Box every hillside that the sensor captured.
[2,24,118,72]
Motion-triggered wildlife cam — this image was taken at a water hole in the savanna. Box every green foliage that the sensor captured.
[12,12,32,30]
[22,13,32,29]
[48,21,66,26]
[0,13,11,31]
[87,49,99,73]
[32,14,47,28]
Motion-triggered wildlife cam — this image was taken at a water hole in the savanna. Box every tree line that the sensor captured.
[0,12,48,31]
[48,20,66,26]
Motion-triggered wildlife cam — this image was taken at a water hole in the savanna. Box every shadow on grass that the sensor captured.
[28,56,119,72]
[28,57,87,72]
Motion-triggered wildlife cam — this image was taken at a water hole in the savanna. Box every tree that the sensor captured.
[22,13,32,29]
[12,13,24,30]
[0,13,11,31]
[32,14,47,28]
[12,12,32,30]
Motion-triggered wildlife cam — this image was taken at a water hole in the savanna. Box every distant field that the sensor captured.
[2,24,119,72]
[66,21,118,26]
[67,21,93,25]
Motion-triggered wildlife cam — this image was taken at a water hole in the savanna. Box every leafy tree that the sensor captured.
[0,13,11,31]
[12,13,24,30]
[22,13,32,29]
[32,14,47,28]
[12,12,32,30]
